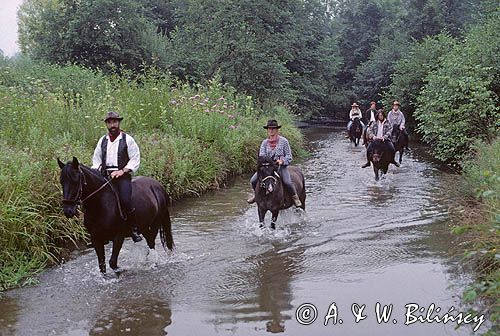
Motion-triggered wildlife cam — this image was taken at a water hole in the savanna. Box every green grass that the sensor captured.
[0,57,304,291]
[452,138,500,334]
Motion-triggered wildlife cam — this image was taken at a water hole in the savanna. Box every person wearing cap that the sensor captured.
[91,111,142,242]
[247,119,302,207]
[387,101,409,148]
[361,110,400,168]
[346,103,365,138]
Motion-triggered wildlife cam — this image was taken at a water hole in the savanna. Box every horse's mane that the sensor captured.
[257,155,274,167]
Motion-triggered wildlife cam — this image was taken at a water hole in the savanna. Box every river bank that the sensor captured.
[449,139,500,334]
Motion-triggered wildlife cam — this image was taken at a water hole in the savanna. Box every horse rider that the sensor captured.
[362,101,377,144]
[247,119,302,207]
[364,101,377,126]
[346,102,365,138]
[361,110,400,168]
[387,100,409,148]
[91,111,142,242]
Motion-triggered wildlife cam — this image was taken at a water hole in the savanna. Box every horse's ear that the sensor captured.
[57,158,65,169]
[71,157,79,168]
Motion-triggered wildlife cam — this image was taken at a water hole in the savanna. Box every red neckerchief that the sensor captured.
[108,130,121,142]
[268,134,279,149]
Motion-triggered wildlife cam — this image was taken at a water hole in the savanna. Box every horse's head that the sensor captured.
[371,140,385,163]
[391,124,401,139]
[58,157,83,218]
[257,156,280,194]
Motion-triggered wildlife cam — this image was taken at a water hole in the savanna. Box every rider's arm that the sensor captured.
[281,138,293,166]
[124,136,140,174]
[91,136,104,170]
[259,139,267,157]
[400,112,406,128]
[349,109,354,120]
[366,124,375,139]
[383,123,392,140]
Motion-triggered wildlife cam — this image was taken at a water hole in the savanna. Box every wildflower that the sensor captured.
[219,97,225,101]
[170,100,177,105]
[228,115,235,119]
[229,125,237,129]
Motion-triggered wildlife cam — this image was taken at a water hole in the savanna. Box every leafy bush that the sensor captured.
[414,12,500,164]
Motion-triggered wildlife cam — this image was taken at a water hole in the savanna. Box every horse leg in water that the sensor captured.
[399,148,404,164]
[109,235,125,272]
[270,210,279,230]
[258,206,267,228]
[92,237,106,273]
[373,165,380,181]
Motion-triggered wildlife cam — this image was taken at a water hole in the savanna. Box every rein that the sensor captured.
[62,167,113,205]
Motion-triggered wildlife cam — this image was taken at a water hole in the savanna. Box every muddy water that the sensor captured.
[0,128,479,336]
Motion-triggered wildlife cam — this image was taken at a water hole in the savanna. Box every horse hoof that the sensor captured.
[259,223,265,228]
[270,223,276,230]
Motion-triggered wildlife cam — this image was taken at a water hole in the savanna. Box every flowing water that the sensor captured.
[0,128,480,336]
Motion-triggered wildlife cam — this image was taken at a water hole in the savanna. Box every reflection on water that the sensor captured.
[0,128,476,336]
[90,298,171,335]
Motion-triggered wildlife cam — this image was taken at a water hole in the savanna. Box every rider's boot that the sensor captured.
[292,194,302,208]
[247,193,256,204]
[126,209,143,242]
[345,130,350,138]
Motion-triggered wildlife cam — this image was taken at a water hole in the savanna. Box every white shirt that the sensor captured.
[349,108,362,120]
[376,121,385,138]
[369,110,376,122]
[91,132,140,173]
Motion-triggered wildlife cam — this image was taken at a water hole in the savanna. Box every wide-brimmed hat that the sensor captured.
[103,111,123,122]
[263,119,281,129]
[392,101,401,106]
[351,102,359,107]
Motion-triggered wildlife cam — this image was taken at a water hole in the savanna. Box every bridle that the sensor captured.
[62,167,112,205]
[258,162,281,190]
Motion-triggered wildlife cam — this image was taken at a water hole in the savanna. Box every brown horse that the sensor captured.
[254,156,306,229]
[58,157,174,274]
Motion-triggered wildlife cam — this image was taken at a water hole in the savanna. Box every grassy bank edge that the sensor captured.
[449,138,500,335]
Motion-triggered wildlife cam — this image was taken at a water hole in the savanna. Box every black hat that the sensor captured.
[263,119,281,129]
[103,111,123,122]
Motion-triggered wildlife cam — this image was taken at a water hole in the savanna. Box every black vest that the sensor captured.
[100,133,129,174]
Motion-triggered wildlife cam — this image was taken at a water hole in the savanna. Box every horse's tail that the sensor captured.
[153,185,174,251]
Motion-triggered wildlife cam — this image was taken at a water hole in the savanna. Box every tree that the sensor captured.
[414,11,500,164]
[18,0,153,71]
[382,32,457,128]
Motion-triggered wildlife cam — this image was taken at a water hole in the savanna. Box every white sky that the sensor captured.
[0,0,24,56]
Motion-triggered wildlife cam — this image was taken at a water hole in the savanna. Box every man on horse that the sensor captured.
[247,119,302,208]
[362,101,377,145]
[91,111,143,242]
[361,110,400,168]
[346,102,365,138]
[387,101,409,149]
[364,101,377,126]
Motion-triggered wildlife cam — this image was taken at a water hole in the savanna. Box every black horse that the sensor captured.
[58,157,174,274]
[391,124,409,164]
[254,156,306,229]
[368,140,393,181]
[349,117,363,146]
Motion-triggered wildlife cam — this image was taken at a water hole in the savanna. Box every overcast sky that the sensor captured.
[0,0,24,56]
